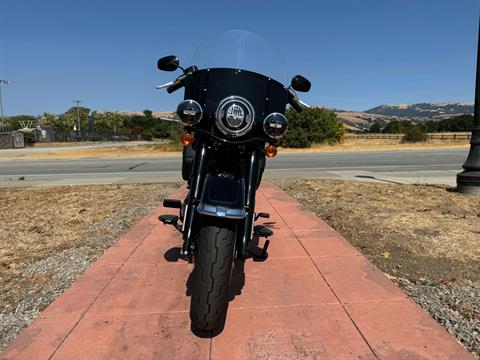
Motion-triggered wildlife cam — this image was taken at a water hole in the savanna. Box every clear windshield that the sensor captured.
[191,30,288,85]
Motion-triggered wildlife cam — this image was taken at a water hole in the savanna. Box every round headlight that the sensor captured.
[176,99,203,126]
[263,112,288,139]
[215,96,255,137]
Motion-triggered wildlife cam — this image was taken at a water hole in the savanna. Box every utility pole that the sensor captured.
[73,99,81,139]
[0,79,10,132]
[457,20,480,195]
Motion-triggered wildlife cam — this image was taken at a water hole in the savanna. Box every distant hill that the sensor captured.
[335,102,474,132]
[365,102,473,118]
[333,111,396,132]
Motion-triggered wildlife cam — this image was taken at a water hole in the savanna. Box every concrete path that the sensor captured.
[0,183,473,359]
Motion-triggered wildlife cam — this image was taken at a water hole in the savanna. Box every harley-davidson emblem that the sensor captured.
[225,104,245,127]
[215,96,255,137]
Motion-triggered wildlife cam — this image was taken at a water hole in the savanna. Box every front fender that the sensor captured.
[197,174,246,219]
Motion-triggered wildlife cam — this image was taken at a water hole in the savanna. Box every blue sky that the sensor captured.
[0,0,479,115]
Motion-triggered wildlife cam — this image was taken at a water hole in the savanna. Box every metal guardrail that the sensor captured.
[345,133,472,140]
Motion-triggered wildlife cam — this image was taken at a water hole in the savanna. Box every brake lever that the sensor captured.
[155,81,174,90]
[299,99,311,108]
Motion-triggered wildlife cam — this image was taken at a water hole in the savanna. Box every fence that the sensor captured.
[344,132,471,140]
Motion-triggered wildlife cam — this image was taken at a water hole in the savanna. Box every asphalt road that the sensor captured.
[0,148,468,187]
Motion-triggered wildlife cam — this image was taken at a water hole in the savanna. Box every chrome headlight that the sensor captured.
[215,96,255,137]
[263,112,288,139]
[176,99,203,126]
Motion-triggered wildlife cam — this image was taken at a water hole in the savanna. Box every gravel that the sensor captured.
[0,247,92,349]
[397,279,480,357]
[0,183,179,351]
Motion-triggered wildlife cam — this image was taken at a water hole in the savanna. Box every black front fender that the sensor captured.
[197,174,246,219]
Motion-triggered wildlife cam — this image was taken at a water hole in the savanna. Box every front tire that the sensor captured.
[190,216,236,331]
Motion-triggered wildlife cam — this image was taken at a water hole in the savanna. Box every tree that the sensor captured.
[40,112,56,126]
[382,120,414,134]
[369,121,382,133]
[280,107,345,148]
[418,115,474,133]
[437,115,474,132]
[123,109,174,139]
[92,112,127,133]
[403,126,428,142]
[56,106,90,131]
[5,115,37,130]
[423,120,438,133]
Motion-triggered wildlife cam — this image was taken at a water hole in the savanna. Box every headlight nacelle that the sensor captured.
[263,112,288,139]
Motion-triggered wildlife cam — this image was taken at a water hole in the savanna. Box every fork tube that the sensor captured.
[182,144,207,255]
[240,151,259,257]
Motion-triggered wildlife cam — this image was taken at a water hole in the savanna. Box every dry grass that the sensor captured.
[279,179,480,284]
[32,141,123,148]
[3,137,470,161]
[0,183,179,314]
[6,142,182,160]
[280,138,469,153]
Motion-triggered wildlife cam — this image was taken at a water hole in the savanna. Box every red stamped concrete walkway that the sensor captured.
[1,182,474,360]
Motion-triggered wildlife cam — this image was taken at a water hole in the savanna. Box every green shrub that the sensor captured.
[143,129,154,138]
[369,121,382,133]
[403,126,428,143]
[21,132,34,145]
[280,107,344,148]
[383,120,414,134]
[279,129,310,148]
[437,114,474,132]
[166,121,183,140]
[131,125,144,135]
[116,127,132,135]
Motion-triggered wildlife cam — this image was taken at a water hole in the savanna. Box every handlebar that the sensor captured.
[165,69,197,93]
[167,79,184,93]
[167,74,187,93]
[288,88,303,112]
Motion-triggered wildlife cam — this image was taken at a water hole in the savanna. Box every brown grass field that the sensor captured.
[1,137,470,161]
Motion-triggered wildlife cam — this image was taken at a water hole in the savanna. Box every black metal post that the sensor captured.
[457,20,480,195]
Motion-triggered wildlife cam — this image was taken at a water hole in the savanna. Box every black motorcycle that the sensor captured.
[156,31,310,331]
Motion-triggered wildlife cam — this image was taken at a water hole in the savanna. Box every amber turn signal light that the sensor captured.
[265,144,277,158]
[181,132,193,146]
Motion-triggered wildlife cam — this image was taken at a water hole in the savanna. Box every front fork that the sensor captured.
[182,144,208,256]
[239,151,261,258]
[181,146,261,258]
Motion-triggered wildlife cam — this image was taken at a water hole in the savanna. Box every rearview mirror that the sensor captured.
[290,75,311,92]
[157,55,180,72]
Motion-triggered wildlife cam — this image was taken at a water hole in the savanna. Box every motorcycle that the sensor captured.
[156,31,310,331]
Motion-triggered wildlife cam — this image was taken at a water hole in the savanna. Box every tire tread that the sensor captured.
[190,217,235,330]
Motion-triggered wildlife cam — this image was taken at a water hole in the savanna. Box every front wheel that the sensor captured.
[190,216,236,331]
